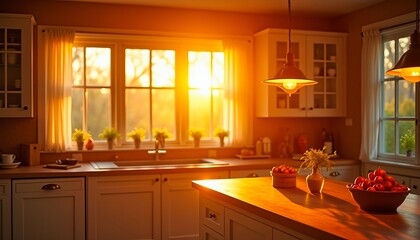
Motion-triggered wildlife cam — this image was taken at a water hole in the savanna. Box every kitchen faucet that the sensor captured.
[147,139,166,161]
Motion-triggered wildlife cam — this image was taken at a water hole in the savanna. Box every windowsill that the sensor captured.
[367,158,420,170]
[39,145,243,164]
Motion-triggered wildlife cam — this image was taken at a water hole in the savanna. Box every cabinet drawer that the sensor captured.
[13,177,84,193]
[200,225,224,240]
[230,169,270,178]
[201,197,224,235]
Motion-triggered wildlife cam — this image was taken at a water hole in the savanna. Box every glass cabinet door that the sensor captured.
[307,35,345,117]
[272,35,307,116]
[0,28,22,110]
[0,14,34,118]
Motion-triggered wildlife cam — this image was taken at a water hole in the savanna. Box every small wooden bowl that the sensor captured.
[271,171,297,188]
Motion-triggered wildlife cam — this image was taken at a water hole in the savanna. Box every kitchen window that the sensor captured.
[71,35,226,147]
[40,29,252,151]
[379,23,418,164]
[361,13,420,167]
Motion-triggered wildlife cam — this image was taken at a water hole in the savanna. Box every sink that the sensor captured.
[90,158,228,169]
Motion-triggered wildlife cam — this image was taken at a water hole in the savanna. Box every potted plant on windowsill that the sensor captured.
[213,127,229,147]
[99,127,120,150]
[401,130,415,157]
[72,129,91,151]
[299,147,337,193]
[153,128,171,148]
[189,128,204,148]
[128,128,145,149]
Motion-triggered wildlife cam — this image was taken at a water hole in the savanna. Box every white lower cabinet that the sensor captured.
[200,197,308,240]
[162,171,229,240]
[87,174,161,240]
[0,179,11,240]
[230,169,271,178]
[88,171,228,240]
[298,165,359,183]
[12,177,85,240]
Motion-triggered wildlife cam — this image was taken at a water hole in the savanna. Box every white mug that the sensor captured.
[2,154,16,164]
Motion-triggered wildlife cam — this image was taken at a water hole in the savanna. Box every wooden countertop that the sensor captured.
[192,176,420,240]
[0,157,359,179]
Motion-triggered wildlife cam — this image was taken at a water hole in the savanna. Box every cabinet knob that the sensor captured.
[329,171,340,177]
[23,106,28,110]
[247,173,258,178]
[155,178,160,182]
[413,185,417,190]
[208,213,216,219]
[300,107,306,110]
[163,178,168,182]
[308,107,314,110]
[41,184,61,190]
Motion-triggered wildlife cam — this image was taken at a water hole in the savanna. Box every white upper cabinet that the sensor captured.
[0,13,35,118]
[254,28,347,117]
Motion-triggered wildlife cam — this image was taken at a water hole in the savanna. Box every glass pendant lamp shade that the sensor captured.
[263,0,317,96]
[386,0,420,83]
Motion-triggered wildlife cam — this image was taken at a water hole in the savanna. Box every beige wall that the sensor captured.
[0,0,414,161]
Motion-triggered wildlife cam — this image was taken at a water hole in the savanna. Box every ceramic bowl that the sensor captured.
[56,158,78,165]
[346,184,410,212]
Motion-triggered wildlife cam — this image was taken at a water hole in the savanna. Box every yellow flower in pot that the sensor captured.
[128,128,146,149]
[189,128,204,148]
[72,129,91,151]
[299,147,337,193]
[153,128,172,148]
[99,127,120,150]
[213,127,229,147]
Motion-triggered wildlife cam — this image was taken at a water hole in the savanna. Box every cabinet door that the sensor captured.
[267,33,308,117]
[87,175,161,240]
[225,208,272,240]
[0,179,11,240]
[409,177,420,195]
[12,177,85,240]
[306,35,346,117]
[0,14,34,118]
[161,171,229,240]
[200,225,224,240]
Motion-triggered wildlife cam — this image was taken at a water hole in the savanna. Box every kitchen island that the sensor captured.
[192,176,420,240]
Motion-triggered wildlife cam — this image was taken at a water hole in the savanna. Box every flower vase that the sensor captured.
[107,139,114,150]
[134,138,141,149]
[194,137,200,148]
[219,136,225,147]
[306,167,325,193]
[76,141,84,151]
[158,136,165,148]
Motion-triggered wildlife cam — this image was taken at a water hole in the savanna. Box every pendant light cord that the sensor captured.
[417,0,419,31]
[288,0,291,53]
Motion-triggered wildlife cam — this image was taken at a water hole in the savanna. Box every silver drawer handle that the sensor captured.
[42,184,61,190]
[329,171,340,177]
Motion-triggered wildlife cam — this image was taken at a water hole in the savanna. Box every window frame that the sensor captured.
[72,33,224,149]
[378,23,419,165]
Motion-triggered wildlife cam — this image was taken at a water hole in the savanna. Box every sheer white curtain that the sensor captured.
[43,29,75,151]
[359,29,381,161]
[223,38,253,147]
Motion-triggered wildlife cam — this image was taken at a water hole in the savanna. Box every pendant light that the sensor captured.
[263,0,317,96]
[386,0,420,83]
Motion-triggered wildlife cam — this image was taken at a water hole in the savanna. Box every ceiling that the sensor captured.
[64,0,387,18]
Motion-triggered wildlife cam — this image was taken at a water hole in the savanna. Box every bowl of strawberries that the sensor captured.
[270,164,297,188]
[347,167,410,212]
